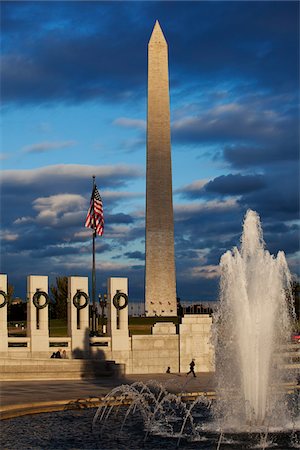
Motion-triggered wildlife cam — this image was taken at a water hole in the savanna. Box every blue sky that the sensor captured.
[1,1,299,302]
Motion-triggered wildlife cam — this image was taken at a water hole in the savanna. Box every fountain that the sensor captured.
[91,209,299,448]
[213,209,296,429]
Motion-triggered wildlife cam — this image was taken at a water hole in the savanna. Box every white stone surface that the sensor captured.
[0,274,8,354]
[152,322,176,335]
[68,276,89,357]
[27,275,49,355]
[105,277,132,370]
[107,277,130,352]
[179,314,215,373]
[131,334,179,373]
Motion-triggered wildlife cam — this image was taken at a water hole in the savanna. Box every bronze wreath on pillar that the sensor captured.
[73,289,89,310]
[113,291,128,310]
[0,290,8,308]
[33,289,49,309]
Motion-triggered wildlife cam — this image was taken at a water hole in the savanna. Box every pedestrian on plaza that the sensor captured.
[187,359,196,377]
[62,350,68,359]
[55,349,62,358]
[50,352,56,358]
[166,366,171,374]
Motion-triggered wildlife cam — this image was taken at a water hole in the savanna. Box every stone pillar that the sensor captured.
[27,275,49,355]
[68,276,90,358]
[0,274,8,354]
[107,277,129,351]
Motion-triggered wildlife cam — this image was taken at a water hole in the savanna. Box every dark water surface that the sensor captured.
[1,408,299,450]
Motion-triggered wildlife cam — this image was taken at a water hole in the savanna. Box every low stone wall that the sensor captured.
[0,358,124,381]
[88,315,215,375]
[131,334,179,374]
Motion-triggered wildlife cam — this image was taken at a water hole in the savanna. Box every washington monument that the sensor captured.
[145,21,177,317]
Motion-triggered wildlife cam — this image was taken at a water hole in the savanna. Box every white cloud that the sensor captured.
[191,264,220,279]
[105,225,131,239]
[113,117,146,130]
[32,193,86,226]
[103,190,144,201]
[174,198,238,216]
[0,230,19,241]
[2,164,143,185]
[13,216,34,224]
[172,116,201,130]
[33,193,85,213]
[59,259,129,272]
[212,103,242,115]
[96,261,132,271]
[121,138,145,151]
[74,229,92,239]
[172,100,281,142]
[22,140,77,154]
[176,179,208,194]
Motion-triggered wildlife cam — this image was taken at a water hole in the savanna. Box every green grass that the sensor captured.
[128,316,180,326]
[128,316,180,335]
[49,316,180,336]
[8,316,181,337]
[8,319,68,337]
[8,321,27,337]
[49,318,68,337]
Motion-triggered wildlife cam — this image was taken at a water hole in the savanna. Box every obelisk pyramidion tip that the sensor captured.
[149,20,167,44]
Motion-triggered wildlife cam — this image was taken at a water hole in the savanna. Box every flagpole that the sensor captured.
[85,175,104,336]
[92,175,96,336]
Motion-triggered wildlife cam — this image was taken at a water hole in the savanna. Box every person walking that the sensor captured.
[187,359,196,377]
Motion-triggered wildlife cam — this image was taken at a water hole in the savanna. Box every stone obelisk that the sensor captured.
[145,21,177,317]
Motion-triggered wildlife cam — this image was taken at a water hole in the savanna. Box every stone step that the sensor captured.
[0,359,123,381]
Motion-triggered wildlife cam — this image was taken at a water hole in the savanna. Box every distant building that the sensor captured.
[11,297,23,305]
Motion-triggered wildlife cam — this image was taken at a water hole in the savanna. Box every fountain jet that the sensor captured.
[214,209,294,427]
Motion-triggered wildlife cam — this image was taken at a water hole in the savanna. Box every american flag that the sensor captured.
[85,185,104,236]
